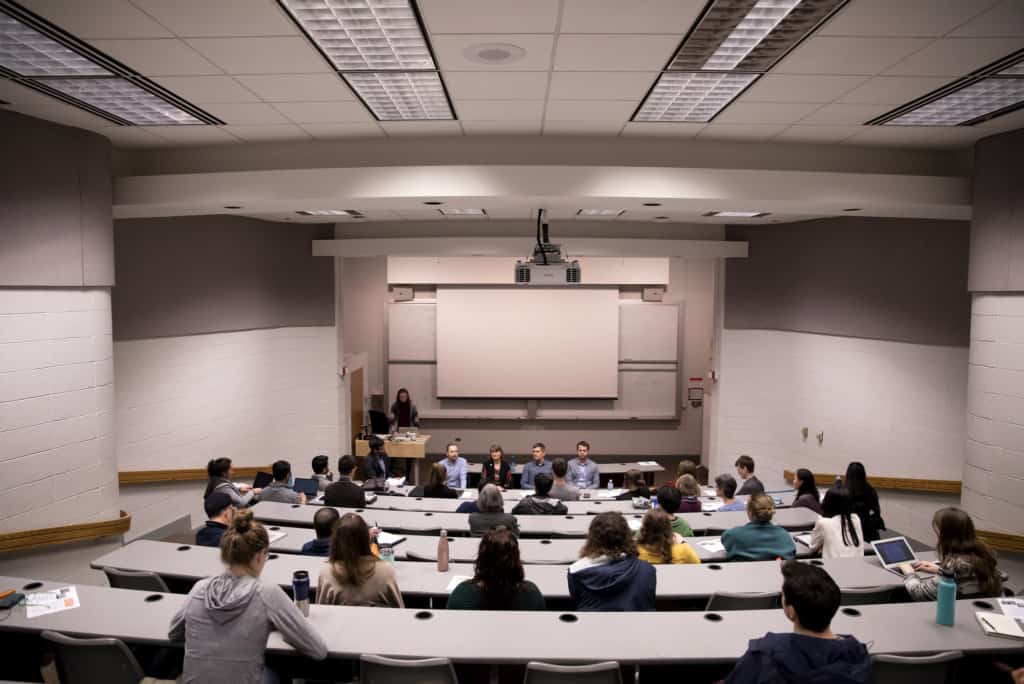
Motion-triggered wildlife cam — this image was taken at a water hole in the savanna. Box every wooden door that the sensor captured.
[349,368,364,454]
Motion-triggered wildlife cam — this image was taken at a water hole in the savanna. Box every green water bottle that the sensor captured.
[935,567,956,626]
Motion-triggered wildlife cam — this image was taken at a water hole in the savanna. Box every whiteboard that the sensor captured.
[387,302,435,362]
[619,302,678,362]
[536,368,677,419]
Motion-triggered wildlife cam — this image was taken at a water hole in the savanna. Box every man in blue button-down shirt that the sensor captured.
[520,442,553,490]
[441,442,468,489]
[567,440,600,489]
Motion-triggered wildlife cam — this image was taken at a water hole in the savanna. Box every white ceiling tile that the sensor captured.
[798,103,892,125]
[547,72,657,101]
[740,75,868,104]
[432,35,554,71]
[698,124,788,140]
[554,35,680,71]
[273,101,372,124]
[131,0,299,37]
[100,126,169,147]
[152,76,260,103]
[185,37,330,74]
[774,37,932,75]
[621,122,705,138]
[222,124,312,141]
[420,0,559,33]
[884,38,1024,76]
[545,100,636,121]
[950,0,1024,37]
[380,121,464,136]
[775,125,863,143]
[818,0,999,38]
[559,0,705,34]
[837,76,950,105]
[843,126,940,147]
[140,125,240,144]
[455,100,544,121]
[443,72,549,100]
[461,121,542,135]
[18,0,173,38]
[200,102,290,125]
[235,74,354,102]
[90,39,223,76]
[542,121,624,135]
[715,102,823,125]
[299,123,385,139]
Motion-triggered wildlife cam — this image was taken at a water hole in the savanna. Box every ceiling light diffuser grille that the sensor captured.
[634,72,758,122]
[0,13,109,76]
[44,78,202,125]
[279,0,454,121]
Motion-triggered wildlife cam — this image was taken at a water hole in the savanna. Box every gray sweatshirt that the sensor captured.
[169,573,327,683]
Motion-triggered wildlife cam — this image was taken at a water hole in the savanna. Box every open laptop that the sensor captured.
[252,471,273,490]
[870,536,921,576]
[292,477,319,499]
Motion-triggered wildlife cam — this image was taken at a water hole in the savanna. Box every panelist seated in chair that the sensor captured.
[196,492,236,548]
[440,442,468,489]
[323,455,366,508]
[567,440,600,490]
[480,444,513,490]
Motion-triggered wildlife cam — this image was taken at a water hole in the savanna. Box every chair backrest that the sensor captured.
[525,660,622,684]
[103,567,170,593]
[705,591,781,611]
[368,410,390,435]
[872,650,962,684]
[360,654,458,684]
[41,630,145,684]
[840,586,892,606]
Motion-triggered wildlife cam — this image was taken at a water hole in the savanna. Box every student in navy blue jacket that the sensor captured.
[567,512,656,611]
[195,492,235,547]
[300,507,340,557]
[725,561,872,683]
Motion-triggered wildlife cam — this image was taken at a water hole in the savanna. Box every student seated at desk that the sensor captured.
[734,454,765,496]
[203,457,258,507]
[258,460,306,505]
[722,494,797,562]
[447,528,545,610]
[809,487,864,559]
[843,461,884,542]
[636,509,700,565]
[310,454,333,492]
[675,474,702,512]
[548,458,580,502]
[196,492,235,547]
[616,469,650,500]
[654,485,694,537]
[301,507,340,556]
[362,435,390,483]
[424,462,459,498]
[724,561,872,684]
[441,442,468,489]
[520,442,553,491]
[316,513,403,608]
[900,507,1003,601]
[511,473,568,515]
[714,473,746,512]
[323,455,366,508]
[470,485,519,537]
[169,510,327,684]
[568,440,600,489]
[569,512,656,611]
[664,459,697,488]
[791,468,823,515]
[480,444,513,489]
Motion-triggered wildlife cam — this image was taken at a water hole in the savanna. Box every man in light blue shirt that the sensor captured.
[441,442,468,489]
[519,442,553,490]
[715,473,746,511]
[567,440,600,489]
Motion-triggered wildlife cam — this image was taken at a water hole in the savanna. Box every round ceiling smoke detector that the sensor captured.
[463,42,526,65]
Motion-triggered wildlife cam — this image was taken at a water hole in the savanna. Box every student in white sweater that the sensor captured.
[809,487,864,559]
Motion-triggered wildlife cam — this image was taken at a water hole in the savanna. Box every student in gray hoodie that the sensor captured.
[169,509,327,683]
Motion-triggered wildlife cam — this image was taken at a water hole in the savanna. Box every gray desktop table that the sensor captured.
[1,574,1014,664]
[319,491,731,514]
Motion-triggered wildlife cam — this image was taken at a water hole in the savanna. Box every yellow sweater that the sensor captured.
[637,542,701,565]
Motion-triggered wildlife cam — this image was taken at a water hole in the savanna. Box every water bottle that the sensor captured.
[437,529,449,572]
[935,567,956,626]
[607,479,614,492]
[291,570,310,617]
[651,495,659,510]
[379,542,395,564]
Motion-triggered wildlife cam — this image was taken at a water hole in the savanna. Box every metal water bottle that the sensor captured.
[437,529,449,572]
[292,570,310,617]
[935,567,956,626]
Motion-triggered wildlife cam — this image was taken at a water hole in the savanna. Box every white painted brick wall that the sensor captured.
[0,289,119,533]
[962,294,1024,535]
[114,327,341,480]
[712,329,968,487]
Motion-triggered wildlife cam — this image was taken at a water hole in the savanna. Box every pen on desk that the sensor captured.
[979,616,996,631]
[0,589,14,600]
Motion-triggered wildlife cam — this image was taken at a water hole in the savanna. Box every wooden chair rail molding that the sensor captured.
[119,465,272,485]
[0,511,131,554]
[782,470,962,494]
[976,529,1024,554]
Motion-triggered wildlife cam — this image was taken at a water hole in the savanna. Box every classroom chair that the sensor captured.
[368,410,390,435]
[102,567,170,593]
[360,654,459,684]
[524,660,622,684]
[705,591,781,611]
[839,586,892,606]
[872,650,962,684]
[41,630,172,684]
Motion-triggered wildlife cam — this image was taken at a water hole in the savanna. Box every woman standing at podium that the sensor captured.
[389,387,419,431]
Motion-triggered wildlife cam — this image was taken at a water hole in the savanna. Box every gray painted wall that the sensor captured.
[969,128,1024,293]
[0,110,113,287]
[112,216,334,339]
[724,217,971,347]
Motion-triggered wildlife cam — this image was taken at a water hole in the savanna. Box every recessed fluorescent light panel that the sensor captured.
[297,209,366,217]
[704,211,770,218]
[577,209,626,217]
[278,0,455,121]
[439,208,486,216]
[0,13,109,76]
[634,72,757,122]
[43,78,202,124]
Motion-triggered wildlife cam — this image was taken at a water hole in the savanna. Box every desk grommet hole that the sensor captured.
[355,509,364,513]
[564,516,574,520]
[840,608,861,617]
[269,526,280,531]
[558,614,578,623]
[707,564,722,571]
[291,504,300,509]
[973,600,994,610]
[145,594,163,603]
[809,560,824,566]
[415,498,423,501]
[415,611,433,620]
[593,502,602,505]
[540,539,552,545]
[702,512,712,516]
[424,512,434,517]
[22,581,43,590]
[633,515,642,519]
[704,613,723,622]
[177,546,191,551]
[268,554,279,560]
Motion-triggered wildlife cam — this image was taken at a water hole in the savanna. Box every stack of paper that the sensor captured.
[459,490,476,500]
[377,531,406,546]
[976,612,1024,640]
[698,539,725,553]
[267,530,288,543]
[26,586,80,619]
[702,501,724,512]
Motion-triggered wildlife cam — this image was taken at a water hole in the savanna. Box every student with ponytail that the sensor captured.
[169,509,327,683]
[203,457,258,507]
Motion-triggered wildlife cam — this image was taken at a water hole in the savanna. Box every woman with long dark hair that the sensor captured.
[388,387,419,430]
[203,457,257,507]
[636,509,700,564]
[809,487,863,559]
[568,512,656,611]
[316,513,403,607]
[480,444,513,489]
[447,528,545,610]
[843,462,884,541]
[901,507,1003,600]
[791,468,823,514]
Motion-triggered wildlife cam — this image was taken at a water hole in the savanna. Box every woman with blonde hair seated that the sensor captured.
[721,493,797,561]
[636,509,700,565]
[674,474,702,512]
[316,513,403,607]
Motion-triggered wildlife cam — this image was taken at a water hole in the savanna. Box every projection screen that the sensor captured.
[435,287,620,398]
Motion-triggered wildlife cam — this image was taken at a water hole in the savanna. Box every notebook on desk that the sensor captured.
[976,612,1024,640]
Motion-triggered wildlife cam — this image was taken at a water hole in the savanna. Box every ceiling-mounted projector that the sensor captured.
[515,209,580,286]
